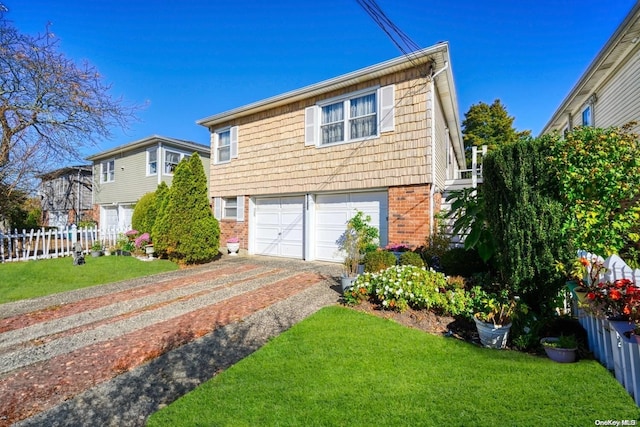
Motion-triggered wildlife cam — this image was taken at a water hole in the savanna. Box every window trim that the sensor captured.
[222,197,237,219]
[147,147,158,176]
[100,159,115,183]
[317,87,379,146]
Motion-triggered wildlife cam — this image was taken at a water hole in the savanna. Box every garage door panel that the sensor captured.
[315,192,388,263]
[255,196,304,259]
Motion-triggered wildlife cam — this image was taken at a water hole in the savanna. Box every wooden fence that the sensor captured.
[0,226,127,263]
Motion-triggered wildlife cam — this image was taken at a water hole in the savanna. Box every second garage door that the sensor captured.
[315,191,388,262]
[254,196,304,259]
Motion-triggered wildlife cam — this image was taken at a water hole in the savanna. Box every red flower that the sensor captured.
[580,257,589,266]
[587,292,596,300]
[609,289,622,301]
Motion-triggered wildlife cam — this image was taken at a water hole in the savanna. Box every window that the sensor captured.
[214,126,238,164]
[582,105,592,126]
[217,129,231,163]
[147,148,157,175]
[320,91,377,145]
[100,160,114,183]
[223,197,237,219]
[306,85,393,147]
[164,150,181,174]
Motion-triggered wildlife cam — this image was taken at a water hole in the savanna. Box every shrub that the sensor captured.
[363,250,397,272]
[548,125,640,256]
[343,265,470,315]
[440,247,486,277]
[399,251,424,267]
[131,192,157,238]
[153,154,220,264]
[483,136,572,315]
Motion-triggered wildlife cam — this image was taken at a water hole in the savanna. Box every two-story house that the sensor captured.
[38,165,93,228]
[197,42,466,262]
[542,2,640,135]
[86,135,211,231]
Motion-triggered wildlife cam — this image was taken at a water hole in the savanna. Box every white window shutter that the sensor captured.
[213,133,219,164]
[230,126,239,159]
[304,106,317,146]
[236,195,245,222]
[214,197,222,220]
[379,85,395,133]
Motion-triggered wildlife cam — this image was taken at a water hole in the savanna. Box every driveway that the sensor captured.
[0,256,342,426]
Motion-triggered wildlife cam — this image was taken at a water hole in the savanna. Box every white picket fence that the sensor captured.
[0,226,128,263]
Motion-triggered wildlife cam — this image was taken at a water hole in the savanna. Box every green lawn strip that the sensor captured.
[0,256,178,304]
[148,306,640,426]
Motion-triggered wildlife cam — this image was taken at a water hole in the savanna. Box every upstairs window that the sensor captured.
[320,92,377,145]
[218,129,231,163]
[147,148,157,175]
[306,85,394,147]
[214,126,238,164]
[100,160,115,183]
[164,150,181,174]
[582,105,592,126]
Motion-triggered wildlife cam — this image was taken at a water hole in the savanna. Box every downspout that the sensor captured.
[428,61,449,237]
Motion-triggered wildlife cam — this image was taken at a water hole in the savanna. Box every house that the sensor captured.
[197,42,466,262]
[38,165,93,228]
[542,2,640,135]
[86,135,211,231]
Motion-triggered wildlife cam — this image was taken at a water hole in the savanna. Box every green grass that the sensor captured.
[0,256,178,304]
[149,306,640,426]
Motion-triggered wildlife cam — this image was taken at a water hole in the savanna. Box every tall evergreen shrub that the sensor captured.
[482,136,572,314]
[153,154,220,264]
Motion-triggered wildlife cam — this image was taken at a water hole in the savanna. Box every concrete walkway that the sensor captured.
[0,256,343,426]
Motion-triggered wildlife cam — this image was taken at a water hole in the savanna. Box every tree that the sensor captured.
[153,154,220,264]
[461,99,530,166]
[0,9,135,195]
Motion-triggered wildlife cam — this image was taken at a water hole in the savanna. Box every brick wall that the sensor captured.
[388,184,432,249]
[218,198,249,251]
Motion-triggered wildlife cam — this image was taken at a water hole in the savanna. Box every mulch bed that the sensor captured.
[347,299,479,343]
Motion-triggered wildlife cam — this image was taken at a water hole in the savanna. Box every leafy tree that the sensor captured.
[151,181,170,257]
[153,154,219,264]
[0,9,135,195]
[462,99,530,166]
[548,125,640,258]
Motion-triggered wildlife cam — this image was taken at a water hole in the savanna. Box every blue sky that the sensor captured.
[6,0,638,159]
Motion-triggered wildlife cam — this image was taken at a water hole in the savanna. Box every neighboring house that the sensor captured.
[542,2,640,135]
[38,165,93,228]
[86,135,211,231]
[197,42,466,262]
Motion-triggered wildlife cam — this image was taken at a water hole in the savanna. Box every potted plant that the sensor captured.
[540,335,578,363]
[473,291,522,349]
[337,211,379,291]
[226,237,240,256]
[90,240,103,257]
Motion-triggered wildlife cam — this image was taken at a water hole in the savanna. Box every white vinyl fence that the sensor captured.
[0,226,128,263]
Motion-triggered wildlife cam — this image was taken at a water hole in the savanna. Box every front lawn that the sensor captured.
[148,306,640,426]
[0,256,178,304]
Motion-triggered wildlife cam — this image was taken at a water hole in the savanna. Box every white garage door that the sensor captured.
[315,191,388,262]
[255,196,304,259]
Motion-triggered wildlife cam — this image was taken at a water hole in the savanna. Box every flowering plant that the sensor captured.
[134,232,151,249]
[125,229,139,237]
[227,237,239,243]
[586,278,640,319]
[385,243,410,252]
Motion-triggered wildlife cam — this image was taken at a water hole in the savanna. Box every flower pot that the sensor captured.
[91,250,102,257]
[541,338,577,363]
[473,316,511,349]
[341,276,357,293]
[227,242,240,255]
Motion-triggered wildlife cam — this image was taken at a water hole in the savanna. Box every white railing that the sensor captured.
[0,225,128,263]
